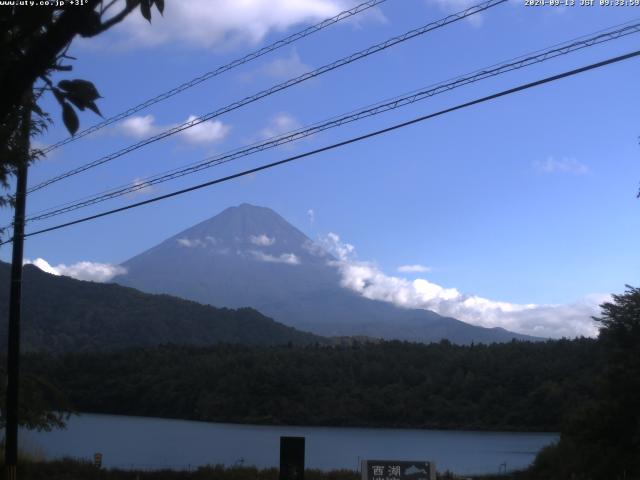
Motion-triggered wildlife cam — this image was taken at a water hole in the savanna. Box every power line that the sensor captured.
[22,20,640,223]
[28,0,506,194]
[39,0,389,156]
[5,48,638,245]
[26,16,640,220]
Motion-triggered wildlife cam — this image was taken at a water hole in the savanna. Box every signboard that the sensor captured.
[361,460,436,480]
[280,436,305,480]
[93,452,103,468]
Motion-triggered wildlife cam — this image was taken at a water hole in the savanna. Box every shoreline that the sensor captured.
[65,411,561,435]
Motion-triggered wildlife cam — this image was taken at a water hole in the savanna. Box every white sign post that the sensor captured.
[361,460,436,480]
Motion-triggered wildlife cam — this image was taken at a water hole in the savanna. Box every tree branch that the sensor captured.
[86,0,140,37]
[0,0,143,125]
[101,0,119,16]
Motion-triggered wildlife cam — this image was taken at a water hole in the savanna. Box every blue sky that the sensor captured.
[2,0,639,337]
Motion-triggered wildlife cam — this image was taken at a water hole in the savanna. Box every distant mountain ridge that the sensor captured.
[115,203,541,344]
[0,261,323,352]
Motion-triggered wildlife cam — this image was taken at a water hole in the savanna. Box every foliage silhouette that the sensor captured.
[22,338,599,432]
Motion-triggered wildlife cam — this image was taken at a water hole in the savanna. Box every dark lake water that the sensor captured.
[21,414,558,475]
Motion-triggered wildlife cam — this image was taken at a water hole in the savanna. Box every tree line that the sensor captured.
[18,338,599,432]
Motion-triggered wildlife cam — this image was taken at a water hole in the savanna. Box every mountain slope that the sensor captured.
[116,204,540,344]
[0,261,323,352]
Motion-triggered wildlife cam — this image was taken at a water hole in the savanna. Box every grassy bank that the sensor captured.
[3,458,541,480]
[2,459,359,480]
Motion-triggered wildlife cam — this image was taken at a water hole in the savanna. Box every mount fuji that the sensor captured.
[114,204,540,344]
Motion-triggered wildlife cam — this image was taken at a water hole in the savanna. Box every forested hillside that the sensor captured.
[0,262,323,351]
[22,338,598,431]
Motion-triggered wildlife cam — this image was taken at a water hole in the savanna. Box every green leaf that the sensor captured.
[57,80,73,91]
[58,79,101,102]
[52,88,66,106]
[86,101,103,117]
[77,10,102,37]
[140,0,151,22]
[65,93,87,111]
[57,79,102,117]
[62,102,79,136]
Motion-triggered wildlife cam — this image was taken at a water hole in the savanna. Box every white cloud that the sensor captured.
[321,233,605,339]
[118,114,230,145]
[319,232,355,261]
[119,115,159,137]
[25,258,60,276]
[262,48,311,79]
[177,236,231,253]
[24,258,126,283]
[398,264,431,273]
[180,116,231,145]
[307,209,315,225]
[177,237,205,247]
[111,0,351,50]
[260,113,302,139]
[250,234,276,246]
[302,239,327,257]
[250,250,300,265]
[534,157,589,175]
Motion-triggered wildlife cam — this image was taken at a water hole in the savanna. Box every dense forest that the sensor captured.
[525,286,640,479]
[21,338,598,432]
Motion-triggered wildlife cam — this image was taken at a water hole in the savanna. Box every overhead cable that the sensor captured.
[28,0,506,193]
[5,48,637,245]
[39,0,390,155]
[23,20,640,223]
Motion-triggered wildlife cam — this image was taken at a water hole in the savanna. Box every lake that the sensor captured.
[21,414,558,475]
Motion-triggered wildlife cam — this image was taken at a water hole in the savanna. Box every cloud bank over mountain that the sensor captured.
[24,204,606,340]
[24,258,126,283]
[321,233,605,338]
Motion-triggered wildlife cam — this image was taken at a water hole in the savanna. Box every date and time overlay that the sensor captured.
[1,0,640,8]
[525,0,639,7]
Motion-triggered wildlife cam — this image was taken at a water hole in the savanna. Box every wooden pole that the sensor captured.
[4,103,31,480]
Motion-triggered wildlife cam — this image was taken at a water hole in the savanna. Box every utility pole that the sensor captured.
[4,102,31,480]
